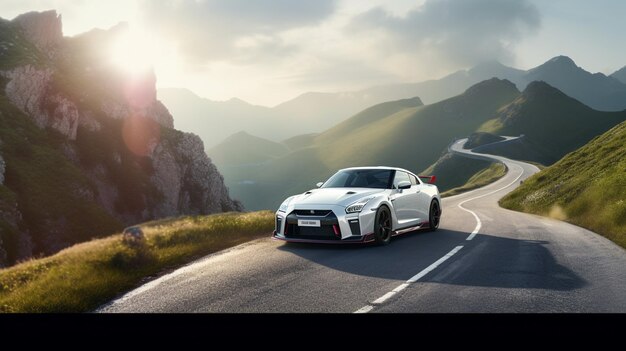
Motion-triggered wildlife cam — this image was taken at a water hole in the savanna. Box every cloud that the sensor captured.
[348,0,541,67]
[139,0,337,64]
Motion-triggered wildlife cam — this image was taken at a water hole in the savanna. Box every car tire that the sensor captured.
[374,206,392,246]
[428,200,441,232]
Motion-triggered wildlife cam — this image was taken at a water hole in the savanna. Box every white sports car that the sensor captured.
[273,166,441,245]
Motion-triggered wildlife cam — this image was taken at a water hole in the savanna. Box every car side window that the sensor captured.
[409,174,419,185]
[393,171,411,188]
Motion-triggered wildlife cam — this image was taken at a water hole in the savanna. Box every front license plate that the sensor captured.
[298,219,321,227]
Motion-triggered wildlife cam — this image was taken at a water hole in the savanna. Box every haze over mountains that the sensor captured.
[162,55,626,148]
[211,77,626,210]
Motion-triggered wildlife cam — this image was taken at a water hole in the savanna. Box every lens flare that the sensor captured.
[122,114,161,157]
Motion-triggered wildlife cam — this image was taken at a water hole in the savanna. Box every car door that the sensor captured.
[410,174,431,222]
[390,171,421,227]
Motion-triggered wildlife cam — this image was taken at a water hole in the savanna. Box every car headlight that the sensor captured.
[278,196,294,213]
[345,197,374,214]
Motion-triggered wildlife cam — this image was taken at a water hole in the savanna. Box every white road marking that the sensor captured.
[372,291,397,304]
[354,158,527,313]
[407,245,464,283]
[354,305,374,313]
[354,245,464,313]
[458,163,524,241]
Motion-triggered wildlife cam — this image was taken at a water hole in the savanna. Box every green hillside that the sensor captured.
[208,131,289,167]
[0,95,121,262]
[282,133,318,151]
[464,132,505,149]
[479,81,626,164]
[214,79,626,211]
[314,96,423,145]
[220,79,520,210]
[442,163,507,197]
[315,79,519,172]
[421,152,502,192]
[0,211,273,312]
[500,121,626,248]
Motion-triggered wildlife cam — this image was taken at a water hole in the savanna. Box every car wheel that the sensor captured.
[374,206,392,245]
[428,200,441,231]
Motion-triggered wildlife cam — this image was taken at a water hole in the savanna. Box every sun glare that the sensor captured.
[110,27,159,76]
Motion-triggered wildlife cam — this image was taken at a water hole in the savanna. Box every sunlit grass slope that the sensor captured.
[500,121,626,248]
[0,211,274,312]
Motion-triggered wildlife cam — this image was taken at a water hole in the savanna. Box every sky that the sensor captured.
[1,0,625,106]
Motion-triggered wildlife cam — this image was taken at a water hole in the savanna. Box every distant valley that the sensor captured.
[210,78,626,211]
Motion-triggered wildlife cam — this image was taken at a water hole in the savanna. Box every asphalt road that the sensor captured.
[99,139,626,312]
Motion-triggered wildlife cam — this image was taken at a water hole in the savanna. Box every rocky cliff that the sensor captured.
[12,10,62,60]
[0,11,241,267]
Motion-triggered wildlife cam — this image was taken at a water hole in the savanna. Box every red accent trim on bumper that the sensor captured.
[272,231,375,244]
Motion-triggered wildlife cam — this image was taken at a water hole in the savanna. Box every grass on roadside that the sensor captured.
[500,121,626,249]
[442,163,507,197]
[0,211,274,313]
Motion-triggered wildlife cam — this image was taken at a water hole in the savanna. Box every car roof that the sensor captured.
[339,166,414,174]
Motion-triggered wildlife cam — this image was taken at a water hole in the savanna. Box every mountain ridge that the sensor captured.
[214,77,626,210]
[477,80,626,164]
[611,66,626,84]
[164,55,626,149]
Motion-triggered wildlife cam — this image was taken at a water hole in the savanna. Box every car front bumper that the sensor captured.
[274,205,377,243]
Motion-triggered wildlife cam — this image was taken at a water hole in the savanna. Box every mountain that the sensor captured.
[611,66,626,84]
[477,81,626,164]
[158,87,426,149]
[360,60,524,105]
[216,79,521,210]
[420,152,499,193]
[163,56,626,150]
[217,77,626,211]
[522,56,626,111]
[157,88,280,149]
[500,120,626,248]
[208,131,289,167]
[381,55,626,111]
[0,11,240,267]
[281,133,318,151]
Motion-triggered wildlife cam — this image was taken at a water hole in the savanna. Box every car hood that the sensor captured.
[291,188,386,207]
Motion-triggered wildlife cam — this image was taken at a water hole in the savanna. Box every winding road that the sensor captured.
[99,139,626,313]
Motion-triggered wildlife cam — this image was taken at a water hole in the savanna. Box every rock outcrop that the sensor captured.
[0,150,5,185]
[151,132,242,217]
[13,10,63,60]
[0,11,242,266]
[1,65,79,139]
[145,100,174,129]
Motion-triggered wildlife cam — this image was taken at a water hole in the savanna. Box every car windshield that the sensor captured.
[321,169,395,189]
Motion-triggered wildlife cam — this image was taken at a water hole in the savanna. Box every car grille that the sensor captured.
[285,210,340,240]
[292,225,338,239]
[294,209,332,217]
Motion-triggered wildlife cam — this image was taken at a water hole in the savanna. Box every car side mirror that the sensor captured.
[316,182,324,188]
[397,181,411,190]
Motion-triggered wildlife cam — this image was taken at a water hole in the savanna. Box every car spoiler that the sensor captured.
[418,175,437,184]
